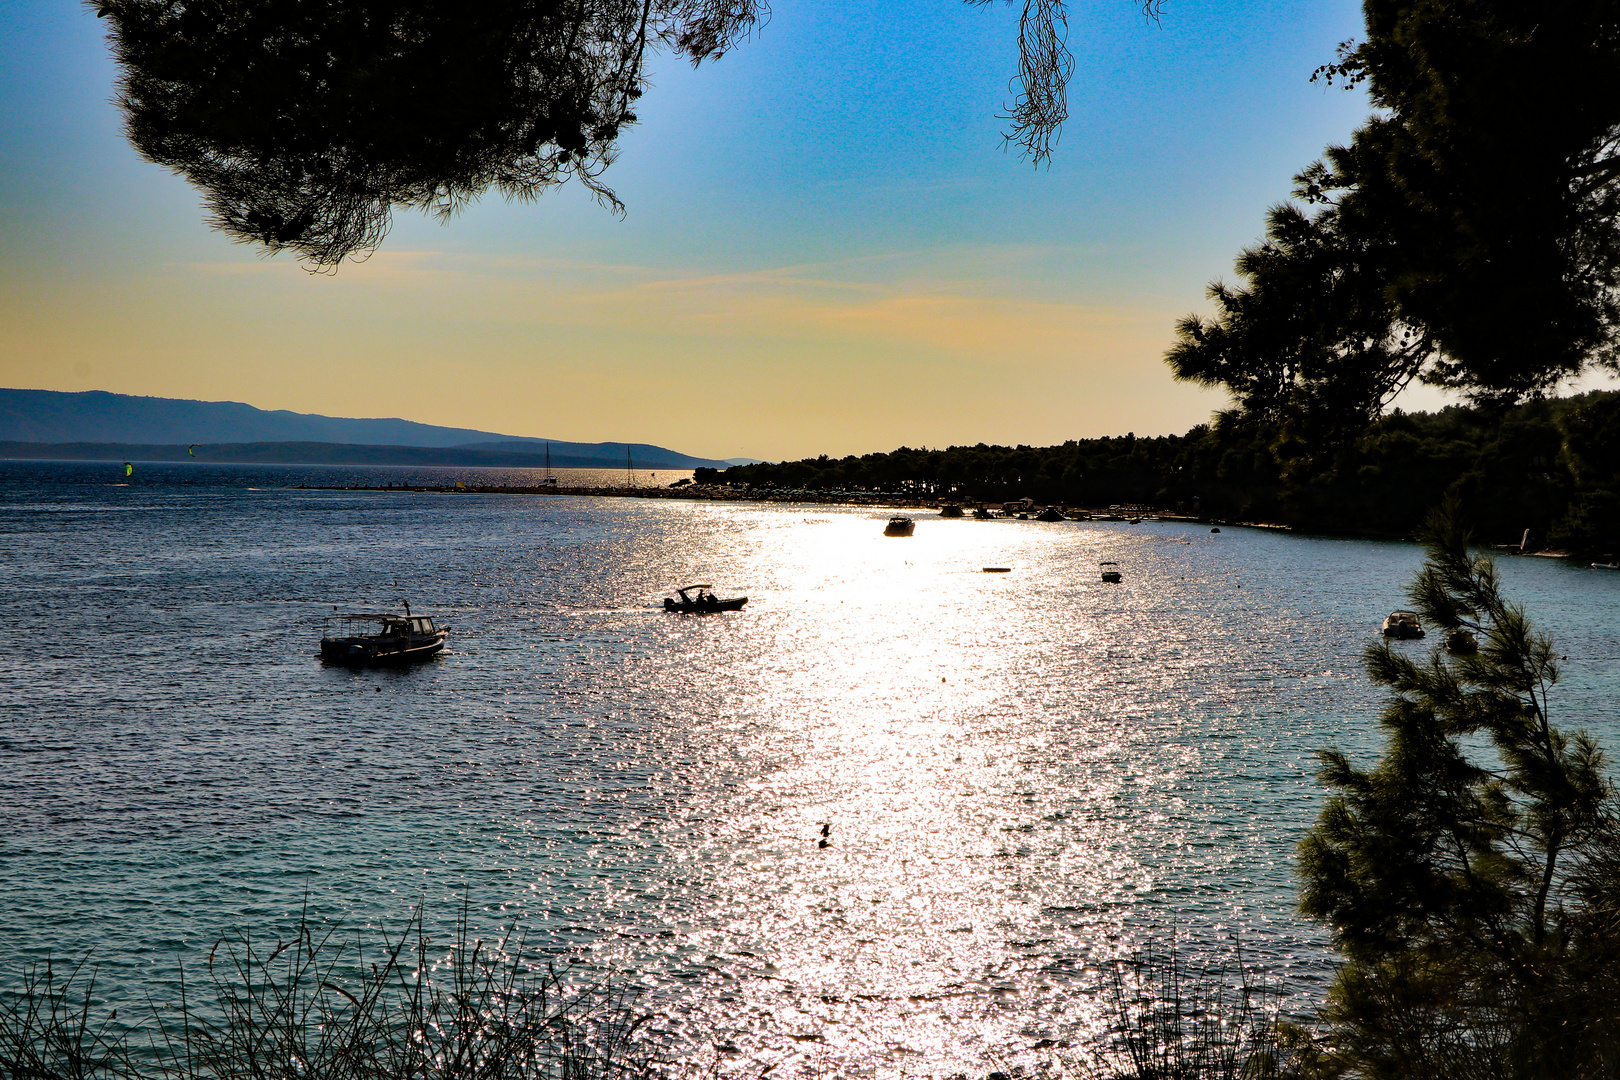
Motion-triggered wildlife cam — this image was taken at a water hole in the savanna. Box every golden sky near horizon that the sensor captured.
[3,243,1212,458]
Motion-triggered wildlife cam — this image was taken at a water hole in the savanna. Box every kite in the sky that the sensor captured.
[123,462,133,476]
[189,444,200,456]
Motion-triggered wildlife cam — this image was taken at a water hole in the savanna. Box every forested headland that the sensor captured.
[699,390,1620,556]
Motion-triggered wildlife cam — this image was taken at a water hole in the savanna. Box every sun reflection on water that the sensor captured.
[558,508,1350,1073]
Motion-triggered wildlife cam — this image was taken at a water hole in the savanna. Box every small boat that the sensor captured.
[663,584,747,613]
[1382,610,1426,640]
[1444,628,1479,655]
[321,605,448,665]
[972,506,993,520]
[1100,561,1122,583]
[541,442,558,486]
[884,517,915,536]
[983,567,1011,573]
[1035,507,1065,522]
[1593,562,1619,570]
[939,504,964,518]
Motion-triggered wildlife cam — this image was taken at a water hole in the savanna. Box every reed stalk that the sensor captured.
[0,907,654,1080]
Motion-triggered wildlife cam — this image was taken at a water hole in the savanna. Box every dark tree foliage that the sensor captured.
[1297,507,1620,1078]
[1165,161,1427,436]
[98,0,658,266]
[1171,0,1620,416]
[93,0,1164,266]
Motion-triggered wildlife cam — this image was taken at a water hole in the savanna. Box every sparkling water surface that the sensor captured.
[2,460,1617,1076]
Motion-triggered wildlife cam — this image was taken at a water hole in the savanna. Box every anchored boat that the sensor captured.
[1444,627,1479,655]
[664,584,747,614]
[1381,610,1426,640]
[320,604,448,665]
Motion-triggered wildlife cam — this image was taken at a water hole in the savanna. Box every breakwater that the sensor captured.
[302,479,939,505]
[298,479,1175,518]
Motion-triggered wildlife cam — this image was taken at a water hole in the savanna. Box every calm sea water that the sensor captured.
[2,460,1617,1075]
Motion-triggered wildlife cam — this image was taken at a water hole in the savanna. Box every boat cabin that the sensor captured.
[1381,610,1426,640]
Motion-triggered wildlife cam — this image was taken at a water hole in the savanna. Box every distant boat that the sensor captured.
[1100,561,1122,583]
[973,506,993,520]
[1444,628,1479,655]
[983,567,1011,573]
[663,584,747,613]
[1593,562,1619,570]
[321,604,448,665]
[940,504,964,518]
[541,442,558,486]
[1035,507,1065,522]
[1382,611,1426,640]
[884,516,915,536]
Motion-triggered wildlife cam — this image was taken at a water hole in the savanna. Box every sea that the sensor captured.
[2,459,1617,1076]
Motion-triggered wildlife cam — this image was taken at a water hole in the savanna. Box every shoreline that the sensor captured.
[301,481,1601,559]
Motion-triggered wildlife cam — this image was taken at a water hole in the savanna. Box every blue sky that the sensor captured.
[1,0,1396,459]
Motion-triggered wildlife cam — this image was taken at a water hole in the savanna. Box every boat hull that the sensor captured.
[321,632,448,666]
[664,597,747,614]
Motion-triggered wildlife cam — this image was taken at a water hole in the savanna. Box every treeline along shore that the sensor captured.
[695,391,1620,557]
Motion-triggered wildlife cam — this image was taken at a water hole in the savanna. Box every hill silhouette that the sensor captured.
[0,389,741,468]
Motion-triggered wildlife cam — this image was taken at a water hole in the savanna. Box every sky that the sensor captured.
[0,0,1485,461]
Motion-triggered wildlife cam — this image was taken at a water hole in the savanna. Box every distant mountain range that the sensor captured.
[0,389,757,468]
